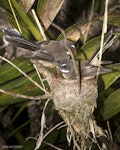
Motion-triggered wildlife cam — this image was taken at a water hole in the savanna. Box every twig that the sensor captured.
[31,9,47,40]
[43,141,63,150]
[43,121,65,140]
[97,0,108,79]
[34,99,50,150]
[31,59,54,84]
[26,121,65,142]
[107,121,113,142]
[0,56,49,94]
[8,0,22,33]
[33,64,48,94]
[0,88,51,100]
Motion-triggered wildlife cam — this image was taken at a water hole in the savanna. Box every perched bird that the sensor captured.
[1,28,118,148]
[2,28,116,79]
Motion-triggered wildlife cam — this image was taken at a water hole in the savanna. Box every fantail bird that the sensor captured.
[1,28,116,79]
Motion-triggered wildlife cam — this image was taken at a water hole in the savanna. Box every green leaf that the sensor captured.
[0,2,29,40]
[102,89,120,120]
[37,0,47,15]
[15,139,36,150]
[100,71,120,89]
[11,0,42,40]
[0,0,11,12]
[11,101,28,123]
[0,0,42,40]
[76,36,101,60]
[106,63,120,71]
[8,119,31,138]
[97,15,120,28]
[0,57,34,85]
[108,15,120,27]
[0,71,44,106]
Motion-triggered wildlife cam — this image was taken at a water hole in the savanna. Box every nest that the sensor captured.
[33,60,99,149]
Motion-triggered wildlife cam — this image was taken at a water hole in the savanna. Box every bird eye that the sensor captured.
[71,44,75,48]
[70,44,75,50]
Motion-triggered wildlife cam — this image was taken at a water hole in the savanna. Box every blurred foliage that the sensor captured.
[0,0,120,149]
